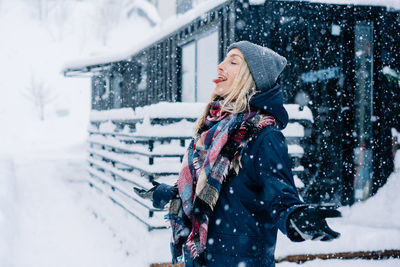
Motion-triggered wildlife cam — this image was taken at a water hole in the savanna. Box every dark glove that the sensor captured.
[287,205,341,242]
[133,181,160,201]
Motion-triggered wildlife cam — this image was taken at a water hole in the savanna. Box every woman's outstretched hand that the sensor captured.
[287,205,341,242]
[134,182,178,209]
[133,181,160,201]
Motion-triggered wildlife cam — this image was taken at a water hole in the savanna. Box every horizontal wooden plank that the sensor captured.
[89,130,192,141]
[150,263,184,267]
[87,172,166,230]
[88,148,181,176]
[151,250,400,266]
[88,139,185,158]
[87,166,159,211]
[275,249,400,263]
[87,157,150,188]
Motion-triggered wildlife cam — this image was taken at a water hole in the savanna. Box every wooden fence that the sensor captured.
[86,105,312,231]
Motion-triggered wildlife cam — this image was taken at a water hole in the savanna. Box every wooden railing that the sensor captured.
[87,130,192,230]
[149,249,400,266]
[86,114,311,231]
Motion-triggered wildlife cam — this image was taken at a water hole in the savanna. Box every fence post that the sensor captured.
[149,140,154,152]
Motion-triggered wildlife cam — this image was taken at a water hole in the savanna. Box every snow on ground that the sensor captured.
[275,165,400,265]
[278,259,400,266]
[0,1,170,266]
[342,170,400,230]
[0,156,17,267]
[0,145,171,267]
[10,151,133,267]
[2,146,399,266]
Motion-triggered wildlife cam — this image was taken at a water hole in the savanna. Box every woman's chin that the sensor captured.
[213,86,225,96]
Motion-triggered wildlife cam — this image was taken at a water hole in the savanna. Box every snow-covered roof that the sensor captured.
[63,0,399,76]
[62,0,228,76]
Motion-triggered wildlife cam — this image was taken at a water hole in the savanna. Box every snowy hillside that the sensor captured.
[0,0,165,266]
[0,0,155,154]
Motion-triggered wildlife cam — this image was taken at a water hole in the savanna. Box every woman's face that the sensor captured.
[212,48,244,97]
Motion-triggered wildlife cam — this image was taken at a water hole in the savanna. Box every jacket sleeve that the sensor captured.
[254,128,306,236]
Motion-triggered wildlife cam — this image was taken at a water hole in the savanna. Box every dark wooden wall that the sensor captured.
[89,0,400,205]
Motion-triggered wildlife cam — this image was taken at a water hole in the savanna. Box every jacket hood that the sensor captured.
[249,84,289,129]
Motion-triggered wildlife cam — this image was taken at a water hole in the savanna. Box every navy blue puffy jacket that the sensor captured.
[154,84,305,266]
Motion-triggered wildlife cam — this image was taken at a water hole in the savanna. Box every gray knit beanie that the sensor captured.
[227,40,287,91]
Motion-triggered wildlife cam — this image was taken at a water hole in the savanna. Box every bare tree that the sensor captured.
[95,0,126,45]
[23,76,57,121]
[45,0,70,41]
[23,0,50,20]
[21,0,66,21]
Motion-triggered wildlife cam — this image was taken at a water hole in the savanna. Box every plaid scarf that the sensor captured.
[166,100,276,264]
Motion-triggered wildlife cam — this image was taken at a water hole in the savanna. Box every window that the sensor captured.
[181,28,219,102]
[138,55,147,91]
[353,21,374,202]
[181,41,196,101]
[112,73,123,108]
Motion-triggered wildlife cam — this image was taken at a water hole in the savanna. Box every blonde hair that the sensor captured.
[193,57,257,135]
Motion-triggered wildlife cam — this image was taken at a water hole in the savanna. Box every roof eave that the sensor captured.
[63,63,115,77]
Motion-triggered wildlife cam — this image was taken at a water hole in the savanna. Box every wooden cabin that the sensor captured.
[64,0,400,206]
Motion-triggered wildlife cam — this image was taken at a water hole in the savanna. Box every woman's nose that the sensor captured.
[217,63,224,73]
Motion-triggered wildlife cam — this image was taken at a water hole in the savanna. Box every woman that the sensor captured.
[135,40,341,266]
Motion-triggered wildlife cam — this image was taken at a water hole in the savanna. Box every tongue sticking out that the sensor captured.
[213,77,225,84]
